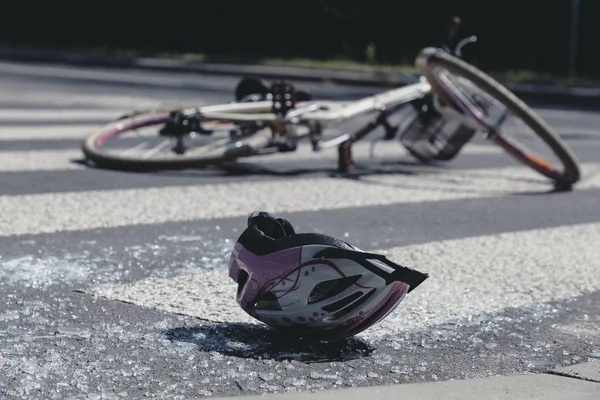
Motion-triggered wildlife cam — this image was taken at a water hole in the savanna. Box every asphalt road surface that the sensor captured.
[0,60,599,400]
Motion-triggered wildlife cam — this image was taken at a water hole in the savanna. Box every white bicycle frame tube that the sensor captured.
[181,78,432,127]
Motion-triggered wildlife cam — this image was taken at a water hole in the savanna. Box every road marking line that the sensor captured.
[373,221,600,336]
[0,126,98,141]
[552,127,600,138]
[0,109,124,122]
[0,163,599,237]
[0,149,85,171]
[0,91,180,110]
[87,221,600,339]
[0,61,239,90]
[0,174,488,237]
[537,108,600,122]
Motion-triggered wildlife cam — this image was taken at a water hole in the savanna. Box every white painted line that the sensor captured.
[0,92,172,111]
[373,221,600,336]
[553,127,600,137]
[0,109,124,122]
[88,221,600,339]
[0,162,599,237]
[0,61,236,91]
[0,149,84,172]
[0,174,486,237]
[537,108,600,122]
[0,125,98,141]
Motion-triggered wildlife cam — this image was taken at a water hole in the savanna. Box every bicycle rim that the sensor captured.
[81,110,273,171]
[416,48,581,187]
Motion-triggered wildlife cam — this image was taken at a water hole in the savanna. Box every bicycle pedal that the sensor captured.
[278,141,298,152]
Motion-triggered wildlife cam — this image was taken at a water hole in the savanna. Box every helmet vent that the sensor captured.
[346,289,402,336]
[307,274,362,304]
[237,270,249,296]
[329,287,377,319]
[254,292,282,311]
[321,290,363,313]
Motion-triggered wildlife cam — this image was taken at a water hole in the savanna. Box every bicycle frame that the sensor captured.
[156,17,479,172]
[86,16,554,179]
[151,75,434,174]
[177,78,432,126]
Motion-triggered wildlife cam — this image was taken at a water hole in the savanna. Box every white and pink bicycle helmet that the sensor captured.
[229,211,429,341]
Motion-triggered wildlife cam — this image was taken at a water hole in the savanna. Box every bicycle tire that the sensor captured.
[81,110,274,171]
[416,47,581,187]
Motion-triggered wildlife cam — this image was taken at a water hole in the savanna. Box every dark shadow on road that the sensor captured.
[559,133,600,141]
[164,322,373,363]
[511,185,576,195]
[216,158,441,177]
[72,156,569,196]
[70,156,434,179]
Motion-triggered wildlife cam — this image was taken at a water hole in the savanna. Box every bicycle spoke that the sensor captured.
[141,139,172,158]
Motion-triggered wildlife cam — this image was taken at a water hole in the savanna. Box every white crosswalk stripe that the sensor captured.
[2,160,599,237]
[88,221,600,339]
[0,149,85,171]
[0,125,101,141]
[0,108,125,122]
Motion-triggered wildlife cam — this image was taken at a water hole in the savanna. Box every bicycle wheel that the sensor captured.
[81,109,274,171]
[416,47,581,187]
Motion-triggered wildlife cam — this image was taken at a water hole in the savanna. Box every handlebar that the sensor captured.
[454,35,478,58]
[440,16,478,58]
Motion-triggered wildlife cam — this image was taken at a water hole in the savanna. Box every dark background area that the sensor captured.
[2,1,598,77]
